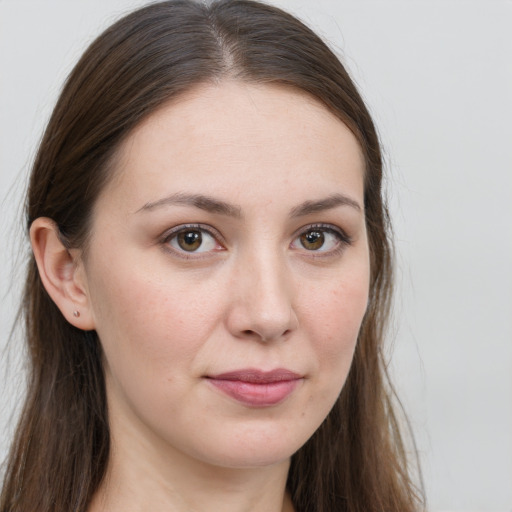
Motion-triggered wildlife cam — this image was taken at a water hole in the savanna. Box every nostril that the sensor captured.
[228,302,298,342]
[240,328,292,342]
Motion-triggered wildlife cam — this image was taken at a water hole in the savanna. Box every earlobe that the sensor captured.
[29,218,95,330]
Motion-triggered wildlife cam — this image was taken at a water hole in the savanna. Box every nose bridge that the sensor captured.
[229,240,297,341]
[252,245,290,311]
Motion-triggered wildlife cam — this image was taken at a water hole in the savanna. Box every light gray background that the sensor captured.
[1,1,511,510]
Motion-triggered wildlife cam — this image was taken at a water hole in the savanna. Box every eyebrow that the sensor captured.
[136,192,243,218]
[136,192,362,218]
[289,193,362,217]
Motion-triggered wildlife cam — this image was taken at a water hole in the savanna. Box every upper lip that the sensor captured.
[207,368,302,383]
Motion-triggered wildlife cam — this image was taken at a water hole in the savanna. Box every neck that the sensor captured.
[88,413,294,512]
[90,454,293,512]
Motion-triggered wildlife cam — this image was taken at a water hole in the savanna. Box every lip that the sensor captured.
[206,369,303,407]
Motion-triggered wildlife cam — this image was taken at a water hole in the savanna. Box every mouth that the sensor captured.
[205,369,303,407]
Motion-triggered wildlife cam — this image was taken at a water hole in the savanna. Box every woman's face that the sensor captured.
[80,82,369,469]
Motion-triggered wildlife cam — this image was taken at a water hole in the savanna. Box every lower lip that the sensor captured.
[207,378,301,407]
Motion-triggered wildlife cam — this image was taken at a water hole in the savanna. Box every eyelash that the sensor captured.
[161,224,225,260]
[291,224,352,258]
[160,223,352,259]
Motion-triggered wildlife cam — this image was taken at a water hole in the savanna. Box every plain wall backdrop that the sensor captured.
[1,1,511,510]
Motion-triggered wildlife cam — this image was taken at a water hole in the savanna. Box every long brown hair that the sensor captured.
[1,1,423,511]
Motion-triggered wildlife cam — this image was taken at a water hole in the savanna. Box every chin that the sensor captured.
[199,446,294,470]
[183,421,313,470]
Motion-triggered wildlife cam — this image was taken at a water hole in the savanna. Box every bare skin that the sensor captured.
[31,81,369,512]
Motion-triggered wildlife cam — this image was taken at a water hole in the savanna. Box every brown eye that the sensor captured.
[291,225,347,254]
[177,230,202,251]
[167,227,219,254]
[300,230,325,250]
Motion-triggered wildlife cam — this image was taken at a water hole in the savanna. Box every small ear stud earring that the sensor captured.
[73,310,80,318]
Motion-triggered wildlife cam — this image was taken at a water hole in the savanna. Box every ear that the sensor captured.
[30,217,95,330]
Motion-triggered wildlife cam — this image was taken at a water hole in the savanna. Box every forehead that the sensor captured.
[98,81,365,213]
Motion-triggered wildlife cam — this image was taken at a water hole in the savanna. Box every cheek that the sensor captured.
[303,264,370,384]
[87,258,220,379]
[86,262,228,435]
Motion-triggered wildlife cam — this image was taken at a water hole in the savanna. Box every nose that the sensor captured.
[226,249,298,342]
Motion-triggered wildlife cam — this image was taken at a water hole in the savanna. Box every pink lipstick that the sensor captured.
[206,369,302,407]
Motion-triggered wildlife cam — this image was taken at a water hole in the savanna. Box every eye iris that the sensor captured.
[300,230,324,250]
[177,230,202,251]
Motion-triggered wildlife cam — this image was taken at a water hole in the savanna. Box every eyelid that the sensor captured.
[160,223,226,258]
[290,223,352,254]
[158,222,351,260]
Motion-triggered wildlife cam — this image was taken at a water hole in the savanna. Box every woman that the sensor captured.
[1,1,423,511]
